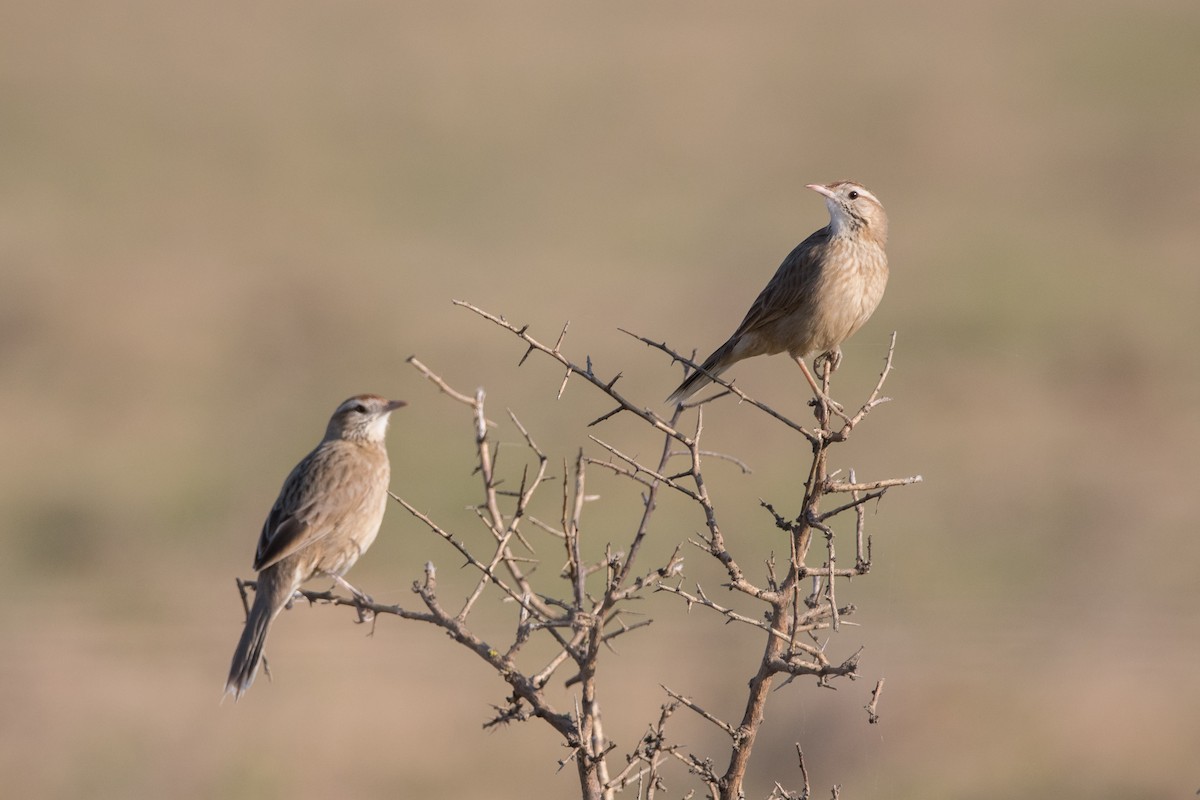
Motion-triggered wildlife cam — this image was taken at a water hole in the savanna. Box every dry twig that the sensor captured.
[232,303,919,800]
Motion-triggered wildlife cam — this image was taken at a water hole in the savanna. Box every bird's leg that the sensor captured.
[794,356,844,420]
[331,575,375,624]
[795,356,823,396]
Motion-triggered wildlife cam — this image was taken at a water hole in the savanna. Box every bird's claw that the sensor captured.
[813,347,843,377]
[350,590,375,624]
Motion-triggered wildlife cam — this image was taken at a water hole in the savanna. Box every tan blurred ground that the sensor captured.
[2,1,1199,797]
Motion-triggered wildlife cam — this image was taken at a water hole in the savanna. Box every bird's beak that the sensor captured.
[385,400,408,412]
[806,183,836,200]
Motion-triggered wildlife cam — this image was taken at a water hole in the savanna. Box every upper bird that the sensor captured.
[225,394,406,701]
[667,181,889,406]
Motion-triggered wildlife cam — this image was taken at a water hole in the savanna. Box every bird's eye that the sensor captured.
[353,403,368,414]
[848,190,859,200]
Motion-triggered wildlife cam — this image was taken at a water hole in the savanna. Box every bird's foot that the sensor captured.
[813,347,842,378]
[332,575,375,624]
[795,354,845,423]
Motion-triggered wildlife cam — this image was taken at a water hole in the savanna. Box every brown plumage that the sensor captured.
[667,181,889,405]
[224,394,406,701]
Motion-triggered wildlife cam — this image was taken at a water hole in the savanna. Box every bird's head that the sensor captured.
[807,181,888,245]
[324,394,407,443]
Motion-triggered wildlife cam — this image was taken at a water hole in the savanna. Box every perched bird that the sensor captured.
[667,181,889,405]
[225,394,406,701]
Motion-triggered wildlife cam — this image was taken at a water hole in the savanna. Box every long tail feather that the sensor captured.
[666,338,738,405]
[224,583,279,701]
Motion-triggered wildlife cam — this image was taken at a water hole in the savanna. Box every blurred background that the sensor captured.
[3,1,1198,797]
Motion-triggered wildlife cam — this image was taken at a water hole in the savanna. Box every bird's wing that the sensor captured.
[252,446,377,571]
[731,228,829,338]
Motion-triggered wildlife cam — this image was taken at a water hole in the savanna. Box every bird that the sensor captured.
[667,181,889,406]
[224,394,406,701]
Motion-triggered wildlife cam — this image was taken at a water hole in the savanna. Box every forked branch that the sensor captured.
[234,303,919,800]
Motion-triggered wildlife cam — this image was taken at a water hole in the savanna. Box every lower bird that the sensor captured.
[225,394,406,701]
[667,181,889,406]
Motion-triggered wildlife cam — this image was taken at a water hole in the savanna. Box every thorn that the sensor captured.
[587,406,623,428]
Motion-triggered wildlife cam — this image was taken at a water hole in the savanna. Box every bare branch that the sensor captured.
[657,582,793,642]
[234,305,922,800]
[454,300,694,446]
[620,327,819,444]
[824,475,924,493]
[586,436,701,502]
[662,685,738,739]
[832,331,900,436]
[866,678,885,724]
[407,355,488,410]
[797,744,812,800]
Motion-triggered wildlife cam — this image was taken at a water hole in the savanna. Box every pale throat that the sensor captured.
[827,207,860,239]
[364,416,391,442]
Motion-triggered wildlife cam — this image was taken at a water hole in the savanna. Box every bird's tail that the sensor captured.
[666,338,738,405]
[224,580,281,702]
